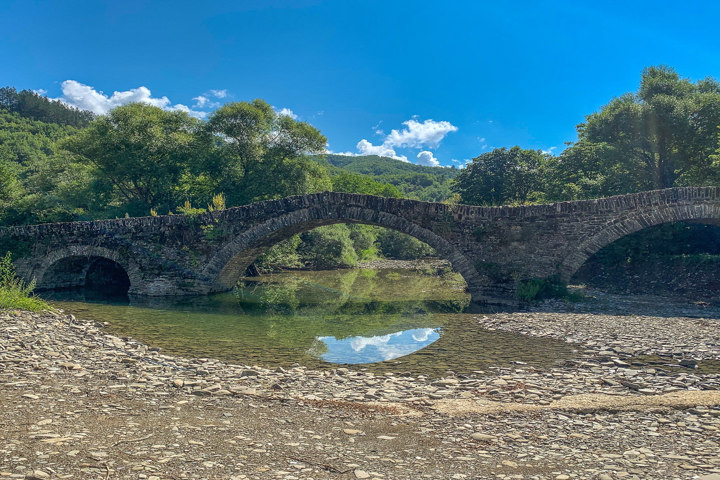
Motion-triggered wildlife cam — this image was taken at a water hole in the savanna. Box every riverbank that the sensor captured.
[1,299,720,479]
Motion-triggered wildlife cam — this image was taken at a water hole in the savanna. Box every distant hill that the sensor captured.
[0,87,95,128]
[321,154,460,179]
[316,154,459,202]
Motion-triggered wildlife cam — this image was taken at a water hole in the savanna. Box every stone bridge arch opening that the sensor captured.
[202,207,482,298]
[35,247,135,297]
[562,204,720,299]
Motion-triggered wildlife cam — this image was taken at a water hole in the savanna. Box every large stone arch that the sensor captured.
[33,245,141,292]
[201,205,483,296]
[559,203,720,281]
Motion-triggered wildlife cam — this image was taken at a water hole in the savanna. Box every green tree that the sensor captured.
[376,229,435,259]
[60,103,205,216]
[561,66,720,194]
[298,225,359,269]
[205,100,328,205]
[453,147,547,205]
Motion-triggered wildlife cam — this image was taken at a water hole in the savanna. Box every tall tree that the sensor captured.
[205,99,329,205]
[61,103,205,216]
[563,66,720,193]
[453,147,547,205]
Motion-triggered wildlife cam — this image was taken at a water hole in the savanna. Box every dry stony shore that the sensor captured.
[2,295,720,480]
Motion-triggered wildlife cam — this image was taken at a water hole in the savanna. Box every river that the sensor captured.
[46,266,576,376]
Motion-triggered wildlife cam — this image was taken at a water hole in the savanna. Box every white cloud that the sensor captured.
[416,151,439,167]
[55,80,207,118]
[453,158,472,169]
[192,94,221,110]
[344,118,457,166]
[542,146,558,155]
[411,328,436,342]
[385,119,458,149]
[172,103,207,119]
[209,89,228,98]
[34,88,48,95]
[275,107,298,119]
[356,139,408,162]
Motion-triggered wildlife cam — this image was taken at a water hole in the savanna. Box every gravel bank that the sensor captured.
[1,300,720,479]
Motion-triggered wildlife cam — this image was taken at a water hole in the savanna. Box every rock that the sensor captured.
[354,470,370,479]
[27,471,50,479]
[470,433,497,442]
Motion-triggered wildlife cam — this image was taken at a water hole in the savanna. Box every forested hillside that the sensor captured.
[319,154,459,202]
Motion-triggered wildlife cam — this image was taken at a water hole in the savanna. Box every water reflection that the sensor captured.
[47,268,576,376]
[315,327,442,364]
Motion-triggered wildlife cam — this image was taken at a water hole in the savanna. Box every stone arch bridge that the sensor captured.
[2,187,719,305]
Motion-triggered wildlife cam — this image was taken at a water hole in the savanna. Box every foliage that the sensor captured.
[330,172,401,197]
[255,236,304,272]
[584,222,720,266]
[454,147,548,205]
[319,154,459,202]
[516,275,579,302]
[0,252,51,311]
[205,99,329,206]
[0,110,83,224]
[297,225,359,269]
[348,224,379,260]
[208,193,226,212]
[375,228,435,260]
[60,103,206,217]
[555,66,720,197]
[176,200,206,216]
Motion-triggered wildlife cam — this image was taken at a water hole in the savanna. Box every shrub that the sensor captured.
[0,252,51,311]
[298,225,359,269]
[376,229,435,259]
[516,275,581,302]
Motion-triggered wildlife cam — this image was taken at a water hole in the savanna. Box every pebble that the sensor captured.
[1,295,719,479]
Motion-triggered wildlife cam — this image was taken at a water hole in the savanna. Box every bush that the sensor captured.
[0,252,51,311]
[256,235,303,271]
[298,224,359,269]
[348,224,379,261]
[376,229,435,259]
[516,275,581,302]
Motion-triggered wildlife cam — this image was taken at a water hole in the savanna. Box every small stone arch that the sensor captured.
[33,245,140,293]
[560,203,720,281]
[201,205,483,296]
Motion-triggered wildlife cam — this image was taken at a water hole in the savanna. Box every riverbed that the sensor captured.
[2,288,720,478]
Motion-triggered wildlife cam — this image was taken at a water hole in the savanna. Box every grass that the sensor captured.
[0,252,52,311]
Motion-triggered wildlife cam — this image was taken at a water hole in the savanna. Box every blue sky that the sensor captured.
[3,0,720,167]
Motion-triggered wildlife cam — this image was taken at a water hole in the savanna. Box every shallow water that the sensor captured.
[48,268,576,376]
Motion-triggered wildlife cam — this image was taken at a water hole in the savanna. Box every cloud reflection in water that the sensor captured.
[314,327,441,364]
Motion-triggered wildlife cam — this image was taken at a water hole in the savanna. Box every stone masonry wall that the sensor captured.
[2,187,720,304]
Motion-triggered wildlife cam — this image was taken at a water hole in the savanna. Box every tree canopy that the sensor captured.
[453,147,548,205]
[557,66,720,196]
[61,103,205,216]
